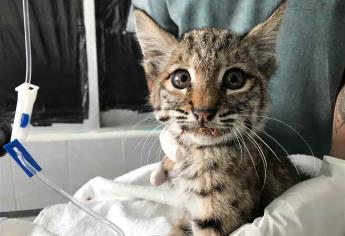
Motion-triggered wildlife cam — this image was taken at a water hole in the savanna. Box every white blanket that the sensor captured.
[35,163,182,236]
[1,154,344,236]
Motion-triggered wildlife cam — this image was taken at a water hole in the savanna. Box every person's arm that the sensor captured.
[231,155,345,236]
[331,77,345,160]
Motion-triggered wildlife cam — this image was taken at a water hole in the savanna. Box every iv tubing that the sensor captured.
[22,0,32,84]
[19,1,125,235]
[36,172,125,236]
[14,149,125,236]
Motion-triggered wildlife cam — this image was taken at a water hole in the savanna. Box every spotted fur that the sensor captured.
[134,2,303,235]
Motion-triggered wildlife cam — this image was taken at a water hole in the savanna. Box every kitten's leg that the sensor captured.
[190,208,245,236]
[162,155,176,170]
[167,212,191,236]
[150,156,175,186]
[191,217,224,236]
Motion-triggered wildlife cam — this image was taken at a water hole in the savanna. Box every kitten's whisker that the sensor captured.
[238,122,282,163]
[239,114,316,174]
[146,134,161,165]
[233,125,259,181]
[153,125,172,163]
[236,125,267,190]
[123,113,155,147]
[130,115,157,151]
[122,113,155,164]
[155,147,163,163]
[139,121,168,166]
[245,124,289,155]
[239,114,314,155]
[231,128,244,172]
[244,123,301,176]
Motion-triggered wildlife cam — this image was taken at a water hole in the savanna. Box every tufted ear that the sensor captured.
[242,1,287,76]
[133,9,178,79]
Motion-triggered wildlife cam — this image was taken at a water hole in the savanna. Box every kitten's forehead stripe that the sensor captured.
[180,28,239,68]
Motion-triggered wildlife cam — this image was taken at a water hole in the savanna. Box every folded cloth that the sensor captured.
[33,155,344,236]
[35,164,182,236]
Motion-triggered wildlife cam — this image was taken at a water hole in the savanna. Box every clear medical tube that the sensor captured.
[20,1,124,235]
[22,0,32,84]
[14,149,125,236]
[36,172,125,236]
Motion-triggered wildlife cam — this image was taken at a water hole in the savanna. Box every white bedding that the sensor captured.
[35,163,181,236]
[0,154,344,236]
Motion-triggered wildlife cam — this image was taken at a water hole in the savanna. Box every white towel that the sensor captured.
[5,154,344,236]
[34,163,182,236]
[32,154,326,236]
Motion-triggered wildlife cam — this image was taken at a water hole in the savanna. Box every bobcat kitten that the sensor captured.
[134,2,302,235]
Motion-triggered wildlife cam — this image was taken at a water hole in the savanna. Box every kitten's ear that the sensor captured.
[134,9,178,79]
[242,1,287,75]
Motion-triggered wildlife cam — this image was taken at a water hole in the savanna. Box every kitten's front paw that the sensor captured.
[150,167,167,186]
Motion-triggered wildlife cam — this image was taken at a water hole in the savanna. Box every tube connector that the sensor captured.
[11,83,39,142]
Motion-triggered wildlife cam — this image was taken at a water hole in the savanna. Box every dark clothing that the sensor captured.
[128,0,345,157]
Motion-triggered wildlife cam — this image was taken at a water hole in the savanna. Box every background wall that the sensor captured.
[0,129,161,212]
[0,0,159,217]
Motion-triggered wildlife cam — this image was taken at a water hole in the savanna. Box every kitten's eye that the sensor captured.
[170,70,191,89]
[223,68,247,90]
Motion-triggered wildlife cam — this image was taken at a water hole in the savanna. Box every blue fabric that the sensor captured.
[128,0,345,157]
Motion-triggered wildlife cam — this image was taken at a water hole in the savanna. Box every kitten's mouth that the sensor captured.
[182,126,224,137]
[196,127,221,136]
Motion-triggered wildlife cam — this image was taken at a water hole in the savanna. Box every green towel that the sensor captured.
[127,0,345,157]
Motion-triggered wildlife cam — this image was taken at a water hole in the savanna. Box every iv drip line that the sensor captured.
[23,0,32,84]
[11,0,126,235]
[13,147,124,236]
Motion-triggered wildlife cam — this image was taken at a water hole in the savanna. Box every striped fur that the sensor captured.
[134,2,303,235]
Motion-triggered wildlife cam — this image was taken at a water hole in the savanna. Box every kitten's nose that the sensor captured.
[192,108,217,124]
